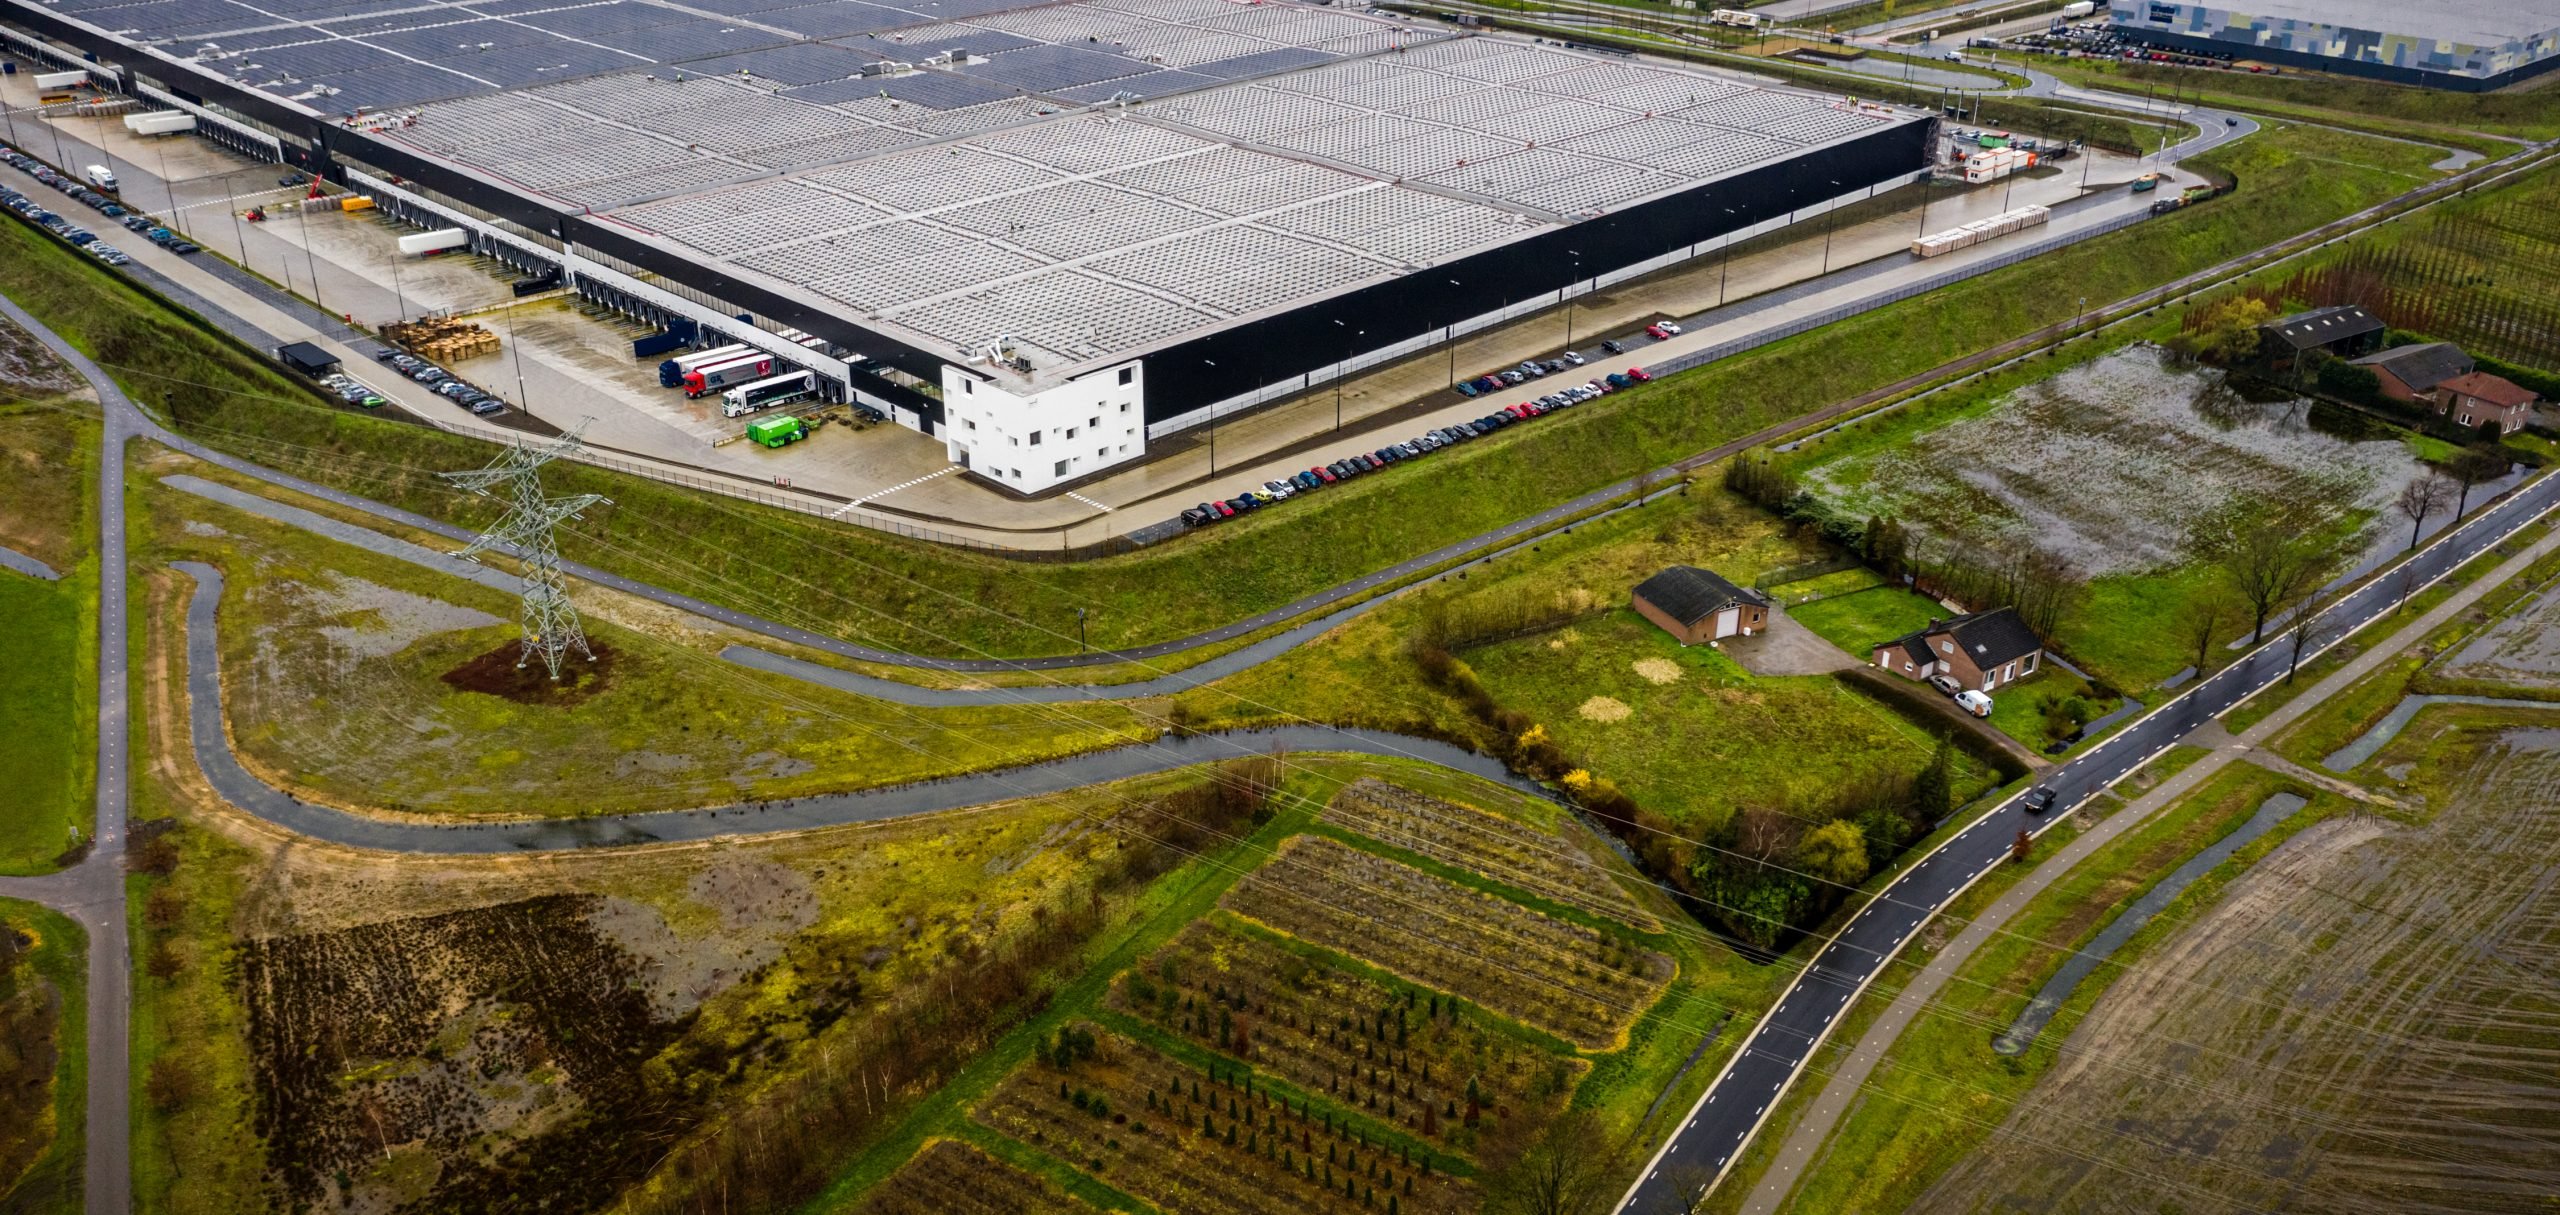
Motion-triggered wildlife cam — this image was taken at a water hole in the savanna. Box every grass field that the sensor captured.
[0,412,96,875]
[1787,585,1943,656]
[139,454,1157,819]
[1463,609,1995,835]
[0,897,85,1213]
[0,119,2450,666]
[1764,762,2329,1214]
[2031,56,2560,143]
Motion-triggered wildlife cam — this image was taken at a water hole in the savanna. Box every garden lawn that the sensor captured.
[1981,666,2114,752]
[1787,586,1944,657]
[0,119,2446,663]
[1463,610,1990,837]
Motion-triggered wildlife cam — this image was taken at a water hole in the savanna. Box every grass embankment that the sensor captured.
[136,455,1157,820]
[0,120,2446,665]
[819,757,1790,1212]
[0,897,86,1212]
[0,410,97,874]
[2031,56,2558,146]
[1755,762,2340,1214]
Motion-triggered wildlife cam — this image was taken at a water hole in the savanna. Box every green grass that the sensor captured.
[1982,665,2115,752]
[1787,585,1943,656]
[0,897,86,1213]
[2031,56,2560,143]
[0,120,2447,664]
[0,414,95,876]
[1769,565,1883,604]
[1465,609,1994,835]
[1764,762,2329,1214]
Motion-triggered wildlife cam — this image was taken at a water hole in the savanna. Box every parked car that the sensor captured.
[408,365,450,384]
[1560,350,1586,367]
[169,240,199,255]
[1310,465,1337,484]
[1626,367,1653,382]
[1646,321,1682,339]
[2021,786,2059,815]
[1953,689,1993,718]
[1600,339,1624,354]
[1212,500,1237,517]
[1925,673,1963,696]
[1182,506,1216,527]
[1262,479,1295,499]
[1499,369,1526,385]
[1455,381,1479,397]
[1605,372,1633,388]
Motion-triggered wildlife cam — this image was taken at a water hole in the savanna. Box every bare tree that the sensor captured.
[2393,474,2455,551]
[2448,447,2509,518]
[2185,592,2227,677]
[1663,1167,1719,1214]
[2282,587,2339,685]
[2219,526,2324,645]
[1488,1110,1610,1215]
[2011,828,2033,864]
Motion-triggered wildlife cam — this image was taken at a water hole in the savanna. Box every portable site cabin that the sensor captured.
[276,341,339,378]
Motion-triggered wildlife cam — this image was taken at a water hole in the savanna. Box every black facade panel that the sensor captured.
[1139,118,1930,424]
[2121,27,2560,92]
[323,128,576,237]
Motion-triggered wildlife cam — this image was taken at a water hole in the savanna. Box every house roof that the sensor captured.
[2263,305,2384,352]
[1633,566,1764,627]
[2438,371,2541,409]
[1885,606,2044,669]
[2350,342,2474,392]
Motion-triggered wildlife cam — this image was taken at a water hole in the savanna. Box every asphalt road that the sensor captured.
[0,289,135,1215]
[1615,467,2560,1211]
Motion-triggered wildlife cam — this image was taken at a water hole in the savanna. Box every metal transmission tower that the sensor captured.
[442,422,611,680]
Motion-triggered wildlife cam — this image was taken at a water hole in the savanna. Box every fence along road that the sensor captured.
[1615,466,2560,1211]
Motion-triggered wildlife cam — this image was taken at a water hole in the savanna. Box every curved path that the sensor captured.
[170,561,1549,854]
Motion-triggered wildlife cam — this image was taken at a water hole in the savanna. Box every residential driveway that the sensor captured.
[1722,607,1860,676]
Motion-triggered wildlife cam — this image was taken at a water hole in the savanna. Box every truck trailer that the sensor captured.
[396,228,469,256]
[657,342,751,387]
[684,353,778,398]
[722,369,818,418]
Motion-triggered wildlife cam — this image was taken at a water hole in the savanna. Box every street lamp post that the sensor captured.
[1200,358,1219,473]
[1819,179,1842,275]
[1330,318,1361,431]
[1561,250,1580,352]
[1716,207,1737,306]
[1444,278,1461,387]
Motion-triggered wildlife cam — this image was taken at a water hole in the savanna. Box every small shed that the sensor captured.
[2261,305,2385,360]
[1632,566,1768,645]
[276,341,339,378]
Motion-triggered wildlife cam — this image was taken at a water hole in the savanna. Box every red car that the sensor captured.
[1212,500,1236,518]
[1626,367,1652,382]
[1310,465,1337,484]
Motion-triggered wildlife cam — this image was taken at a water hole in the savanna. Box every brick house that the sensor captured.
[1632,566,1768,645]
[2349,342,2474,403]
[2433,371,2542,435]
[1871,607,2045,693]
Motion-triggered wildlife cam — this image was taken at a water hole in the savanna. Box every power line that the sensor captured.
[438,418,609,680]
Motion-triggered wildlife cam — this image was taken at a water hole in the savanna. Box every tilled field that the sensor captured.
[1318,779,1661,931]
[852,1139,1102,1215]
[973,1026,1471,1215]
[1107,919,1584,1166]
[2439,581,2560,687]
[1221,836,1672,1050]
[1912,725,2560,1213]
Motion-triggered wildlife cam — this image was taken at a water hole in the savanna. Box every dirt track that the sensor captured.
[1914,727,2560,1213]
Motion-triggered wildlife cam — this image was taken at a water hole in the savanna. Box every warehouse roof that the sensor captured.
[2152,0,2560,45]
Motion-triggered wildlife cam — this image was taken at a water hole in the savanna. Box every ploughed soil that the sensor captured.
[439,641,618,705]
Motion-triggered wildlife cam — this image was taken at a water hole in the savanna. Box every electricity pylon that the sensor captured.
[442,421,610,680]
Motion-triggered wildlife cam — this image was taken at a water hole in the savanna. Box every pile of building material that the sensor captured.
[1962,146,2039,183]
[383,315,499,360]
[1911,204,2051,258]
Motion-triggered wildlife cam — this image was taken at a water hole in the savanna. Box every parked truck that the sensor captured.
[396,228,468,256]
[123,111,196,136]
[746,414,808,448]
[683,352,777,398]
[658,342,750,387]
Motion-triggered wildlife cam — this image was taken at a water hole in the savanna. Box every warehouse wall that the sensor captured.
[1137,116,1933,426]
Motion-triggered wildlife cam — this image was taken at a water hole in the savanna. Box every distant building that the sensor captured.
[1632,566,1768,645]
[2434,371,2542,435]
[2105,0,2560,92]
[2351,342,2475,402]
[1872,607,2045,693]
[2262,305,2385,361]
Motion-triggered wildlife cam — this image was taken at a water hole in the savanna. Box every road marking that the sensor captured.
[838,465,955,514]
[1065,490,1114,512]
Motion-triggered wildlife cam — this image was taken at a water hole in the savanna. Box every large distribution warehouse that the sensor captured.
[2106,0,2560,91]
[3,0,1930,493]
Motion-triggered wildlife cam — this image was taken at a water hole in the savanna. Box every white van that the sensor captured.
[83,165,118,192]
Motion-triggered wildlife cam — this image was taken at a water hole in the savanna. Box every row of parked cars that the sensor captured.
[1,147,201,260]
[373,347,507,416]
[1181,368,1652,527]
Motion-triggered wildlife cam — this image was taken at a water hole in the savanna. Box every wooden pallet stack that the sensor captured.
[383,315,499,360]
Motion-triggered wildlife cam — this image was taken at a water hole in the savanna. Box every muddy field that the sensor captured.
[2437,581,2560,687]
[1803,345,2424,576]
[0,312,80,397]
[973,1026,1471,1215]
[1108,919,1584,1167]
[1319,778,1661,931]
[853,1140,1102,1215]
[1222,836,1672,1050]
[1913,723,2560,1212]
